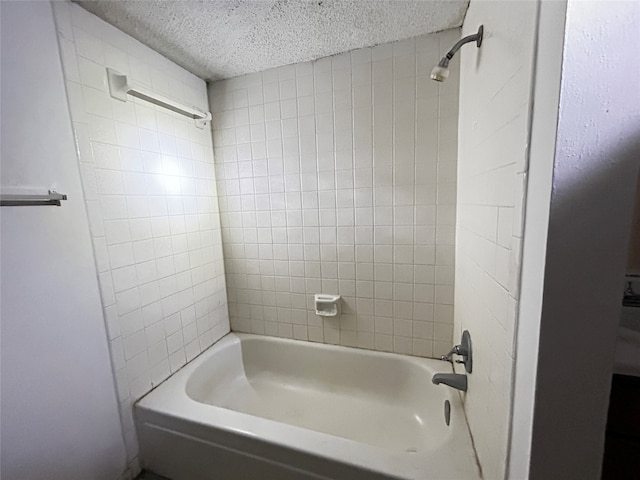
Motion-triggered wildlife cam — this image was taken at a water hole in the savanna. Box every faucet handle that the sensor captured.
[439,331,472,373]
[440,344,461,363]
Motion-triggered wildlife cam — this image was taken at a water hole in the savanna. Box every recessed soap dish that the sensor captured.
[314,294,342,317]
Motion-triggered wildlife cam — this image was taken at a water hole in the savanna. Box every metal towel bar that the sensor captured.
[106,68,212,129]
[0,190,67,207]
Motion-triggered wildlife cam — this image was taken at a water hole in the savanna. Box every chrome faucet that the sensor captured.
[441,344,463,363]
[432,330,473,392]
[440,330,473,373]
[625,281,634,296]
[432,373,468,392]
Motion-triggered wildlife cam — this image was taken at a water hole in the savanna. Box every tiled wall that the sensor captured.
[209,30,460,358]
[52,2,229,477]
[454,1,538,478]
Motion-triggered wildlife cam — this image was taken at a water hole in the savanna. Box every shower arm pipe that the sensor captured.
[438,25,484,67]
[106,68,212,129]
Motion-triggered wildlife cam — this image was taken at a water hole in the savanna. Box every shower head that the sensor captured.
[430,60,450,83]
[431,25,483,83]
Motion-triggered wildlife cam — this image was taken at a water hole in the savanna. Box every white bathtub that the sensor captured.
[136,333,481,480]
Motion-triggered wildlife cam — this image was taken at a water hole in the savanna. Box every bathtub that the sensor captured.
[136,333,481,480]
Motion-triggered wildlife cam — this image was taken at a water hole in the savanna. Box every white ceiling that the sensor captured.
[74,0,469,82]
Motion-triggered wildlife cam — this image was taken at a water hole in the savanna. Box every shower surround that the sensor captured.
[209,30,460,357]
[52,0,460,474]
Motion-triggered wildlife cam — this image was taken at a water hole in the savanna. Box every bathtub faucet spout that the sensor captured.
[432,373,468,392]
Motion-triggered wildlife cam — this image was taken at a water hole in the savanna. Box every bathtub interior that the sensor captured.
[185,336,454,453]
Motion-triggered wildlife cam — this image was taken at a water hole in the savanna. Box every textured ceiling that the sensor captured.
[73,0,469,81]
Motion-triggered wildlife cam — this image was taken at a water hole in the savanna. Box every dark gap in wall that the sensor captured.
[625,169,640,273]
[136,471,171,480]
[601,374,640,479]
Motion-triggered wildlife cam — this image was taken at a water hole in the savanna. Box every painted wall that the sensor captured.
[208,31,460,357]
[509,0,567,477]
[51,1,230,474]
[527,0,640,477]
[0,1,126,479]
[454,1,538,478]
